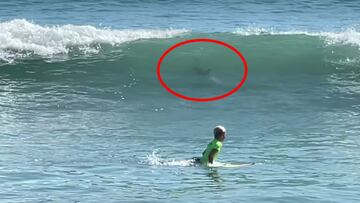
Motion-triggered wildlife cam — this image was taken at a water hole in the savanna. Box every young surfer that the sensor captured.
[193,125,226,165]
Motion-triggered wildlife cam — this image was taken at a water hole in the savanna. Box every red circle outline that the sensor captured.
[157,38,248,102]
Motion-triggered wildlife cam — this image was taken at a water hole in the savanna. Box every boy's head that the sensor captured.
[213,125,226,142]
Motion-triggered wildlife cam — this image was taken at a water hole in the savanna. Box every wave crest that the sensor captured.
[233,26,360,48]
[0,19,188,63]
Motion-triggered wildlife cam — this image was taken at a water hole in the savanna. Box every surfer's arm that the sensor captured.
[208,149,218,164]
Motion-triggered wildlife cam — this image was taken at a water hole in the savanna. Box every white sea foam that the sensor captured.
[320,28,360,47]
[233,27,279,36]
[233,26,360,47]
[0,19,189,63]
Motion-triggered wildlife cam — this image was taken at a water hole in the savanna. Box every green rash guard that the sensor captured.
[200,139,223,164]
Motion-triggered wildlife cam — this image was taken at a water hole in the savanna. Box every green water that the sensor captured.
[1,32,360,202]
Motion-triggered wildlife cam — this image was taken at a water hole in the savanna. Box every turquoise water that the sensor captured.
[1,1,360,202]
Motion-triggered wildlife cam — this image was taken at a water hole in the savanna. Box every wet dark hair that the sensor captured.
[213,127,225,139]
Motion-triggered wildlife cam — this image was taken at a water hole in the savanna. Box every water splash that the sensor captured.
[145,150,196,167]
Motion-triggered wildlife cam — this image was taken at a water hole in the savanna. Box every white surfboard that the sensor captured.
[208,162,255,168]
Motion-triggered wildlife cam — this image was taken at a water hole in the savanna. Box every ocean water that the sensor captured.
[1,0,360,202]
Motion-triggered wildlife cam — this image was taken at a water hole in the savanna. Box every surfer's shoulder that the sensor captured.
[215,140,222,148]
